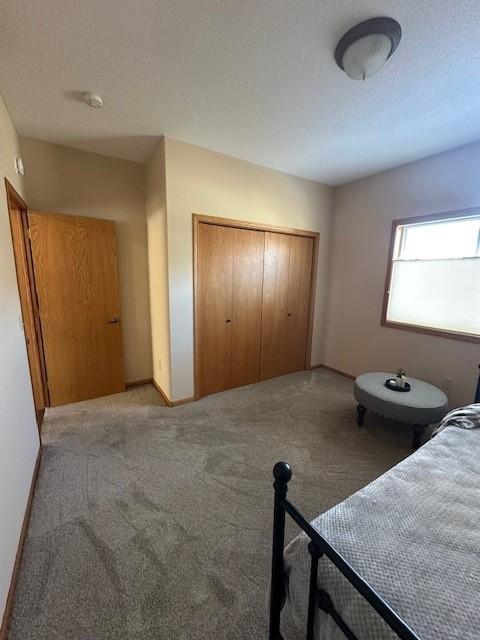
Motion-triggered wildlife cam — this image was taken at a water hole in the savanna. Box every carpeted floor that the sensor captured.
[8,369,413,640]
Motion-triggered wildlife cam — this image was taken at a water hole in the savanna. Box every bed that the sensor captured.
[269,367,480,640]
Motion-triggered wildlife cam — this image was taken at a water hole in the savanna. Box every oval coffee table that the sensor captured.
[353,372,449,449]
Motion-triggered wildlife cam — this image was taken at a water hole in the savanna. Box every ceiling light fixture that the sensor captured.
[335,17,401,81]
[83,92,104,108]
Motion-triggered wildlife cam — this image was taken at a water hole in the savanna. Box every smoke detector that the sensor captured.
[83,92,104,109]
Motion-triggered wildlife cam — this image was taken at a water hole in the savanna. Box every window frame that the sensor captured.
[382,208,480,344]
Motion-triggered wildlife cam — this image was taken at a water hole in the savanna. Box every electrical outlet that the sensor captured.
[157,358,162,371]
[443,377,453,391]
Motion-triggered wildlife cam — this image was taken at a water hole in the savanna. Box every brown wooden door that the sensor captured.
[231,228,264,388]
[28,211,125,406]
[260,232,290,380]
[284,235,314,373]
[197,223,264,396]
[260,232,313,380]
[8,208,46,413]
[198,223,234,396]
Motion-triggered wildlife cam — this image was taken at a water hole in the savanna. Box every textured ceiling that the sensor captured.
[1,0,480,185]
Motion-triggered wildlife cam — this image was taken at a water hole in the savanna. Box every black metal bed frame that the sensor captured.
[269,365,480,640]
[269,462,421,640]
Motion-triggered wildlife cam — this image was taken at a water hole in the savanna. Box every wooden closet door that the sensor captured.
[260,232,290,380]
[260,232,314,380]
[231,228,264,388]
[198,224,234,396]
[284,235,314,373]
[28,211,125,406]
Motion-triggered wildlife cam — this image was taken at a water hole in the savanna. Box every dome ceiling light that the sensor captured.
[335,17,402,81]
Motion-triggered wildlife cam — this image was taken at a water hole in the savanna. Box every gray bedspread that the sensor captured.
[284,422,480,639]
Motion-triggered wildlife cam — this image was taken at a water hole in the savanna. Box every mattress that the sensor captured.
[283,426,480,639]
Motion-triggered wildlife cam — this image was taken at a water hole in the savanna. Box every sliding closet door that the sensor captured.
[231,228,264,388]
[260,232,313,380]
[198,223,234,396]
[284,235,314,373]
[260,232,290,380]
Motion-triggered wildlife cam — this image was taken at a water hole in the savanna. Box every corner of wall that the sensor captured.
[145,136,173,400]
[319,182,339,365]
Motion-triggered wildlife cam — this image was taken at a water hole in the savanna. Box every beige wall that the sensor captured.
[20,138,152,383]
[163,137,332,401]
[326,141,480,407]
[146,138,172,397]
[0,96,40,627]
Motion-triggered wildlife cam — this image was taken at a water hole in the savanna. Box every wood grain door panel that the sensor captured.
[196,218,316,397]
[260,232,290,380]
[260,233,313,379]
[198,223,234,396]
[28,211,125,405]
[231,228,264,388]
[285,235,314,373]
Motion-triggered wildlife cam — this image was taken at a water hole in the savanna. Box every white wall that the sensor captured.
[0,96,40,627]
[163,137,332,401]
[146,138,172,398]
[19,137,152,383]
[325,141,480,407]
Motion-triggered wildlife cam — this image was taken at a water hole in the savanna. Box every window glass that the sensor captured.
[397,217,480,260]
[386,213,480,338]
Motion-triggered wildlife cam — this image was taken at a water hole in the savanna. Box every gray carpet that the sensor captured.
[8,369,412,640]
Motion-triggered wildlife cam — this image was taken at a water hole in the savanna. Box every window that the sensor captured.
[383,211,480,342]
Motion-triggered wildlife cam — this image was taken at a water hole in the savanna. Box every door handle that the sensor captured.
[225,319,231,323]
[107,317,120,324]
